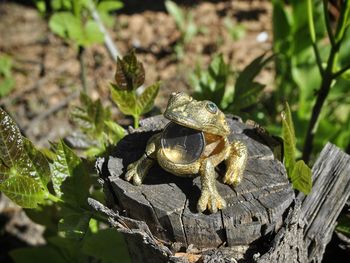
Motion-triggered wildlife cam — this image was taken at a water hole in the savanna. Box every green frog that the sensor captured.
[125,92,248,213]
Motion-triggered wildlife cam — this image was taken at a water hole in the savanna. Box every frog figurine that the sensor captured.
[125,92,248,213]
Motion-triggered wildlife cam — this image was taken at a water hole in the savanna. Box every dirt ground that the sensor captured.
[0,0,272,147]
[0,0,348,262]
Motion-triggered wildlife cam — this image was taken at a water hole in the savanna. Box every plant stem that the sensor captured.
[302,1,350,163]
[312,42,324,75]
[322,0,336,47]
[47,193,63,203]
[88,0,120,61]
[333,63,350,79]
[78,45,87,93]
[302,45,337,163]
[133,114,139,128]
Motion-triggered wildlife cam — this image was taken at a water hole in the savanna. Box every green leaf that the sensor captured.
[58,207,92,239]
[22,138,51,186]
[0,176,46,208]
[336,214,350,237]
[340,69,350,80]
[25,205,59,235]
[104,120,126,145]
[111,83,159,118]
[234,54,272,96]
[165,0,185,30]
[49,12,83,42]
[306,0,316,43]
[0,54,13,77]
[281,102,296,174]
[192,54,230,107]
[136,83,160,115]
[97,1,124,13]
[110,84,137,116]
[48,236,87,263]
[0,77,15,97]
[290,160,312,194]
[232,82,265,111]
[0,108,23,168]
[51,140,89,206]
[114,50,145,91]
[82,228,131,263]
[10,246,67,263]
[83,20,104,46]
[71,93,106,136]
[272,0,292,52]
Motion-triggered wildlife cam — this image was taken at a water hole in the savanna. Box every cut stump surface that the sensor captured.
[102,115,294,249]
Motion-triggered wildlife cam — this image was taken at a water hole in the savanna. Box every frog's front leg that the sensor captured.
[223,141,248,186]
[197,159,227,213]
[125,133,161,185]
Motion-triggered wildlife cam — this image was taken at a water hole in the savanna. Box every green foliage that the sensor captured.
[111,50,160,128]
[228,54,272,113]
[51,140,90,206]
[82,228,131,262]
[10,228,129,263]
[165,0,199,59]
[271,0,350,160]
[49,12,104,46]
[191,53,272,115]
[191,54,231,108]
[0,54,15,97]
[336,214,350,237]
[281,103,312,194]
[0,107,130,262]
[34,0,123,47]
[0,108,50,208]
[71,92,126,157]
[223,18,246,41]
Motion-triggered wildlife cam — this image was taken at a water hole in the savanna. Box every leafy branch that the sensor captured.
[303,0,350,162]
[110,50,160,128]
[70,92,126,157]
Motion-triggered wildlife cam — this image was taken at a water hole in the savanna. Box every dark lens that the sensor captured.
[161,122,205,164]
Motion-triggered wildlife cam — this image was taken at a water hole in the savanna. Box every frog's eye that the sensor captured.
[206,102,218,114]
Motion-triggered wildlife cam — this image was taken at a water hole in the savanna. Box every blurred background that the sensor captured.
[0,0,349,262]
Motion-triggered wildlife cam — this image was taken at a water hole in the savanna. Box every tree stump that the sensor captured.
[95,115,297,262]
[93,115,350,262]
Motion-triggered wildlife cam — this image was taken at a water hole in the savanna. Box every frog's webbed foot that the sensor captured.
[197,190,227,213]
[198,159,227,213]
[125,157,153,185]
[223,141,248,186]
[125,133,160,186]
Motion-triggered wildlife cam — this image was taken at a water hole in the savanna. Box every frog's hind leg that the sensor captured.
[125,133,161,185]
[223,141,248,186]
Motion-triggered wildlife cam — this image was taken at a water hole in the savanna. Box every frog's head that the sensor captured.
[164,92,230,137]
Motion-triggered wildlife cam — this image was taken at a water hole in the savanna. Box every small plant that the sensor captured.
[110,50,160,128]
[281,102,312,194]
[191,53,272,117]
[34,0,123,91]
[0,54,15,98]
[0,106,130,262]
[165,0,199,59]
[0,51,159,262]
[190,54,232,108]
[70,92,126,157]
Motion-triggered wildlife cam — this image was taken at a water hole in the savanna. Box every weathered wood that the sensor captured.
[299,143,350,262]
[95,116,293,258]
[93,115,350,263]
